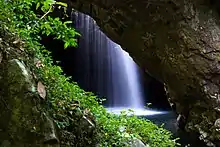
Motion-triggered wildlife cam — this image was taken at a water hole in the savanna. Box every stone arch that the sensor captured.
[62,0,220,145]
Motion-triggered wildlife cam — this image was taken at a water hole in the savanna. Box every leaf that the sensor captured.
[37,81,46,99]
[47,0,56,5]
[57,35,61,39]
[75,31,81,36]
[13,39,20,44]
[54,17,60,21]
[42,30,46,34]
[36,2,40,10]
[55,2,68,7]
[64,42,69,49]
[46,30,51,36]
[19,15,23,19]
[64,21,72,25]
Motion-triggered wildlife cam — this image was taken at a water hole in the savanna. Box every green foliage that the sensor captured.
[1,0,79,50]
[0,0,180,146]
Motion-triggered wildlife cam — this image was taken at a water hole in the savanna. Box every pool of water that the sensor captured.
[107,108,207,147]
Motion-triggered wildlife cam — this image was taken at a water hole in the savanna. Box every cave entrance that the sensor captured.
[40,12,171,112]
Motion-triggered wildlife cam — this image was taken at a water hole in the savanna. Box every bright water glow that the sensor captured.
[107,107,167,116]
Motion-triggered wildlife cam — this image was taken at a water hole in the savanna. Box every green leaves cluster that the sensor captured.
[0,0,180,146]
[36,0,56,12]
[3,0,79,49]
[36,0,67,13]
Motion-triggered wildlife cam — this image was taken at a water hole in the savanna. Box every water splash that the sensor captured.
[107,107,167,116]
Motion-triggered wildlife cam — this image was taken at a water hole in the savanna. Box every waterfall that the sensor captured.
[106,44,144,108]
[72,12,165,115]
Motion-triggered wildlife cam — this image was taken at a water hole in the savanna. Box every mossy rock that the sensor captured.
[0,59,59,147]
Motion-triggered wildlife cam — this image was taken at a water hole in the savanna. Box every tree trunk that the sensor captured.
[66,0,220,145]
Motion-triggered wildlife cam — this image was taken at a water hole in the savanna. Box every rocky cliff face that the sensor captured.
[0,32,60,147]
[66,0,220,146]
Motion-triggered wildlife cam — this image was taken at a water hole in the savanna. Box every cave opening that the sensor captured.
[40,30,171,112]
[38,6,172,111]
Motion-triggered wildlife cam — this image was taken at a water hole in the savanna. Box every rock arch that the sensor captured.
[64,0,220,145]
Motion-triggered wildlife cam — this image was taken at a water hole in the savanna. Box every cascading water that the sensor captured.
[72,12,164,115]
[107,44,144,108]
